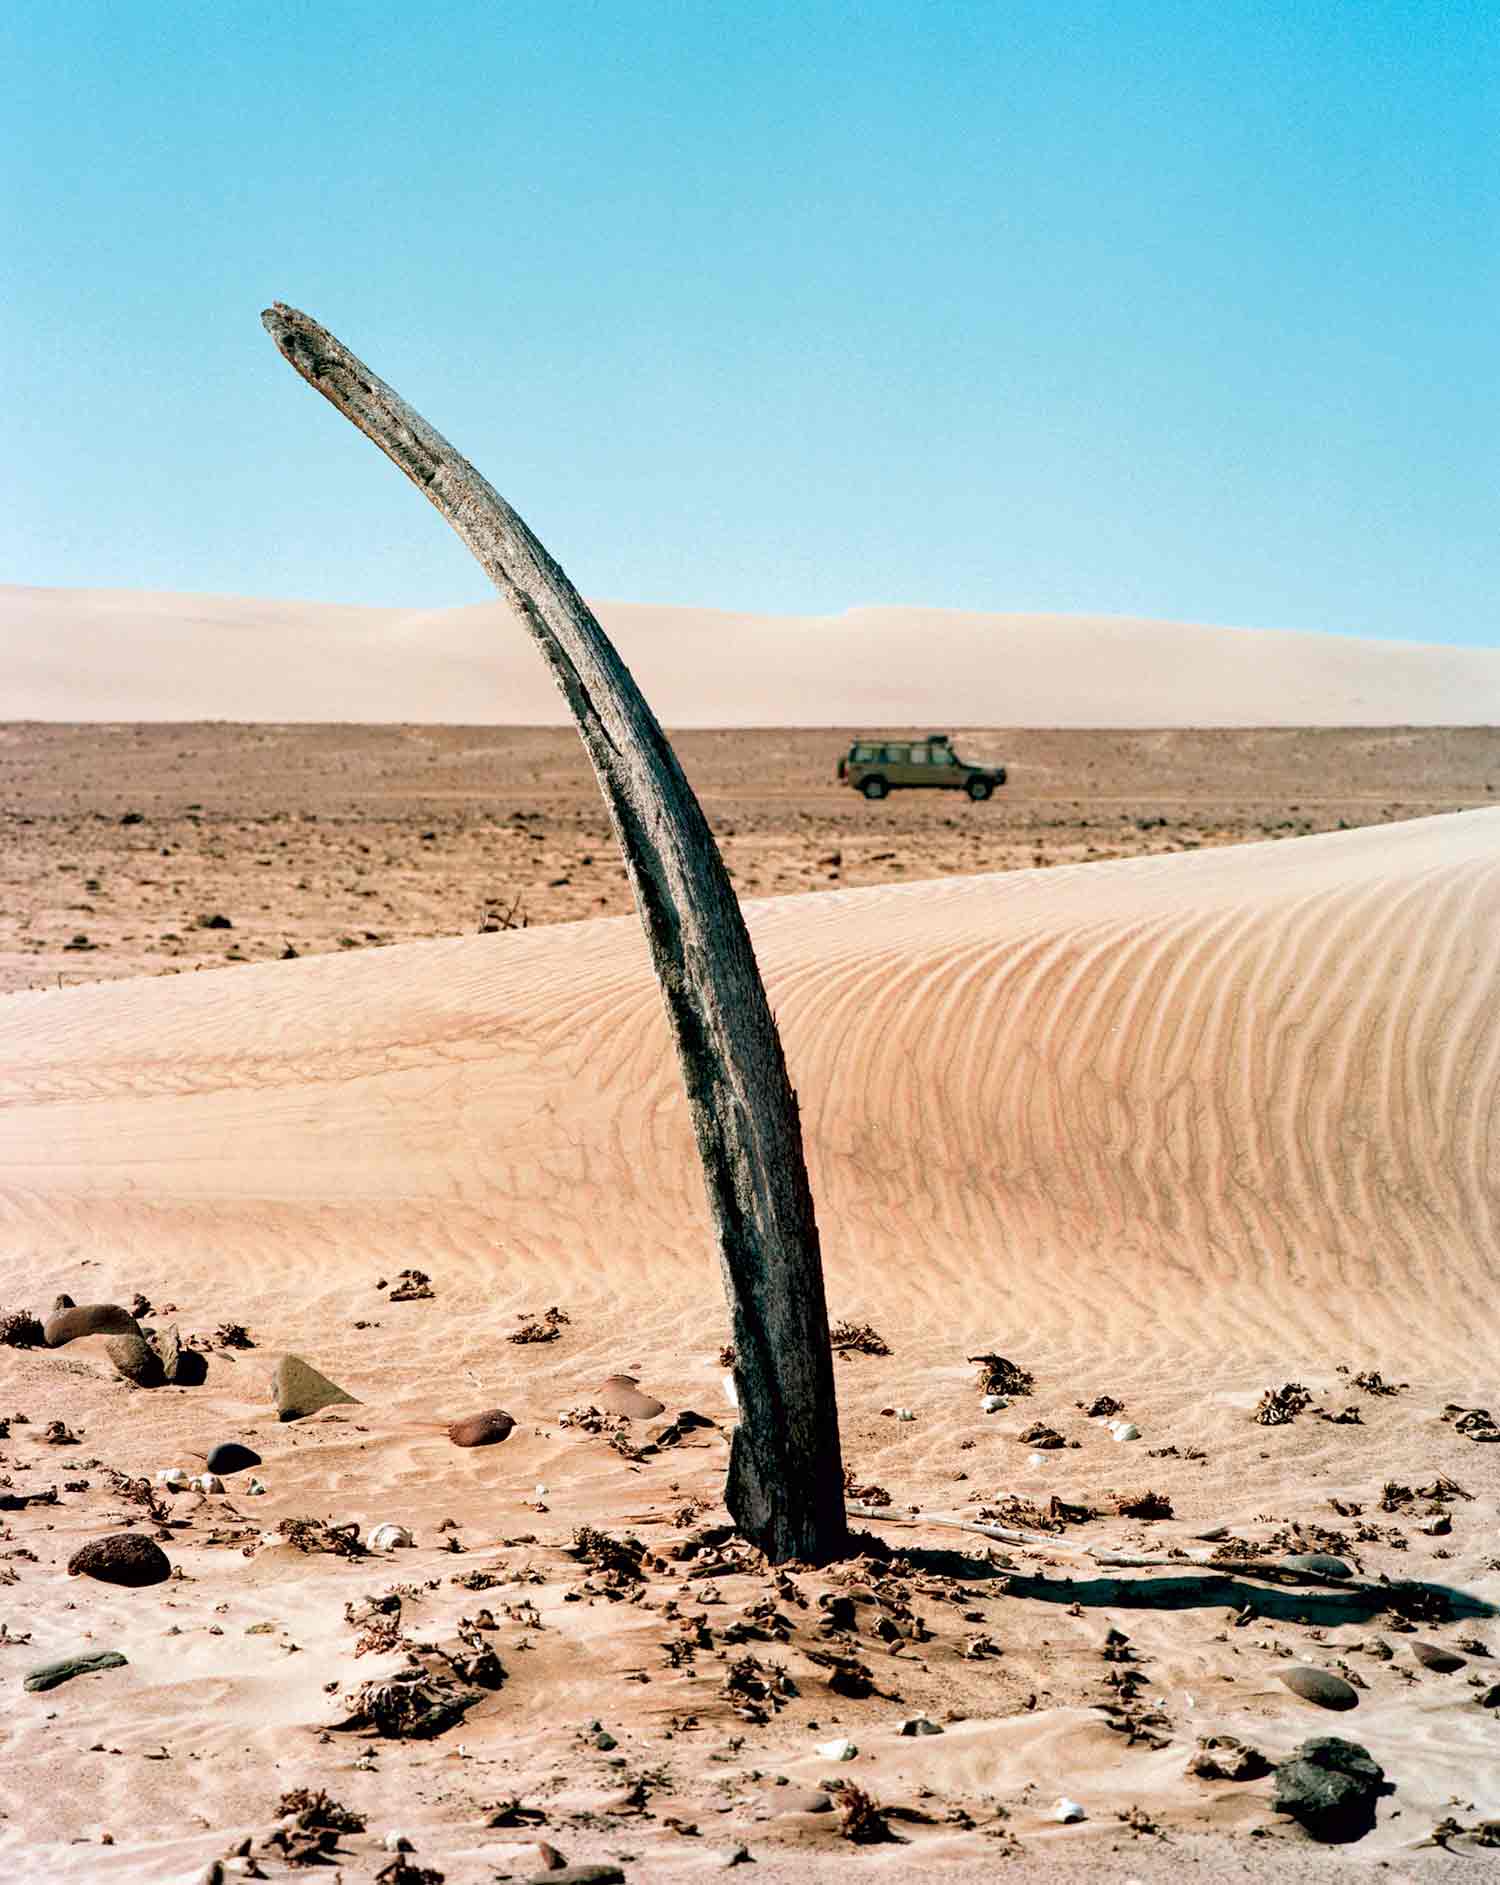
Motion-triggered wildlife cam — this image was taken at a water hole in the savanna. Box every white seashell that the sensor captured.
[1027,1452,1046,1467]
[190,1473,224,1494]
[721,1373,739,1408]
[383,1832,414,1852]
[981,1394,1007,1413]
[815,1737,857,1761]
[894,1408,915,1422]
[533,1484,548,1498]
[369,1523,413,1552]
[154,1467,189,1490]
[1053,1796,1087,1822]
[1110,1422,1141,1443]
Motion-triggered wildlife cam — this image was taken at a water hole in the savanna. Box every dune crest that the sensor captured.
[4,583,1497,724]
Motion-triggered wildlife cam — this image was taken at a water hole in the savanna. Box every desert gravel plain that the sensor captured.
[2,698,1499,1884]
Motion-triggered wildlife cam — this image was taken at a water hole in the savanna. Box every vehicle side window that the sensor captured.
[930,746,954,765]
[908,746,929,764]
[851,745,877,762]
[883,746,909,764]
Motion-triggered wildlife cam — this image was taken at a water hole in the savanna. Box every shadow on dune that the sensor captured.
[890,1549,1496,1626]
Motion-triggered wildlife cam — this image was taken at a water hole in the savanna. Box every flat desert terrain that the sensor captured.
[3,722,1496,994]
[2,698,1498,1882]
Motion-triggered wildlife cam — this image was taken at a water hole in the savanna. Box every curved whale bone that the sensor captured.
[260,304,848,1564]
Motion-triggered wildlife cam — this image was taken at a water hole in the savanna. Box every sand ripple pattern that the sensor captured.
[2,812,1496,1366]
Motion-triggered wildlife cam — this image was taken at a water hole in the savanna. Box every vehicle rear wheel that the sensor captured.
[861,777,888,800]
[966,777,992,801]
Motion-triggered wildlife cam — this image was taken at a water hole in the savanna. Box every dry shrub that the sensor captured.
[0,1311,44,1349]
[1253,1382,1312,1425]
[1114,1488,1174,1520]
[278,1516,367,1558]
[836,1783,895,1843]
[277,1788,366,1834]
[976,1494,1088,1533]
[1352,1369,1405,1396]
[334,1665,480,1739]
[843,1469,892,1507]
[969,1353,1034,1396]
[510,1305,570,1344]
[568,1525,646,1580]
[830,1320,891,1357]
[389,1268,434,1301]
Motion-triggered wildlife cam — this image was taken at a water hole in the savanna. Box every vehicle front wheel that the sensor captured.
[966,777,992,801]
[861,777,888,800]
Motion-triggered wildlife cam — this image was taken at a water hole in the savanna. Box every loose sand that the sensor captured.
[2,783,1497,1880]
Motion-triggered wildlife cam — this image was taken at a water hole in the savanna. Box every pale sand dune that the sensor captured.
[6,582,1498,724]
[5,809,1496,1368]
[2,814,1498,1881]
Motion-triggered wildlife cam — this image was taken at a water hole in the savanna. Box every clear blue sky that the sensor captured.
[4,1,1495,644]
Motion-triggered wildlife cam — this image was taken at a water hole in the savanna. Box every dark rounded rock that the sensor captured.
[44,1303,140,1347]
[174,1346,209,1386]
[596,1374,666,1419]
[447,1408,516,1448]
[105,1333,164,1387]
[1280,1552,1353,1581]
[1272,1735,1385,1841]
[1412,1640,1466,1673]
[1279,1665,1359,1710]
[68,1533,171,1587]
[205,1441,261,1475]
[52,1292,76,1311]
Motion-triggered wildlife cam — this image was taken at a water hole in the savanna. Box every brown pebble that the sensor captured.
[1413,1640,1466,1673]
[752,1786,832,1817]
[597,1374,666,1419]
[68,1533,171,1587]
[447,1408,516,1448]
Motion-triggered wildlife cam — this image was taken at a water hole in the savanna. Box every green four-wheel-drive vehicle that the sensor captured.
[838,733,1006,802]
